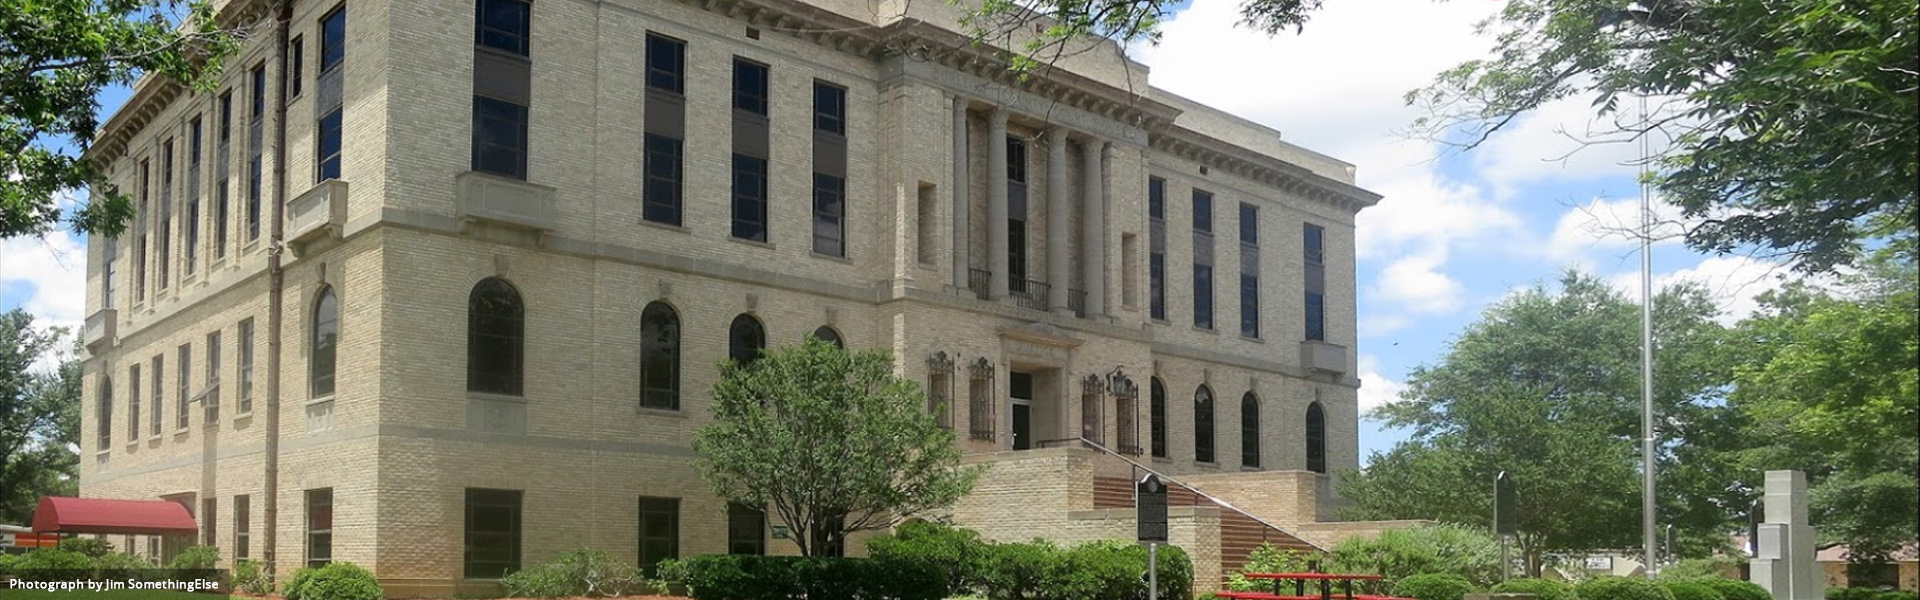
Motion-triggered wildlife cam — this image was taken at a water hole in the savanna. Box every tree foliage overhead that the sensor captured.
[1340,272,1743,575]
[692,337,982,557]
[979,0,1915,273]
[0,309,81,523]
[1,0,241,239]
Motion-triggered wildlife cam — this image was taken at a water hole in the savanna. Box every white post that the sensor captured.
[1149,542,1160,600]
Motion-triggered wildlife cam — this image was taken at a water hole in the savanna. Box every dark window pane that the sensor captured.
[1006,138,1027,183]
[1148,177,1164,219]
[1193,263,1213,330]
[1306,402,1327,473]
[465,489,522,579]
[1241,273,1259,338]
[251,65,266,119]
[640,302,680,410]
[468,277,525,396]
[813,81,846,134]
[310,287,339,398]
[476,0,532,56]
[732,154,768,241]
[732,59,769,116]
[1148,254,1165,321]
[1241,393,1260,467]
[1194,387,1214,463]
[645,34,684,93]
[306,489,332,568]
[288,37,304,96]
[727,503,765,555]
[637,497,680,576]
[1192,190,1212,233]
[1303,223,1325,264]
[1149,378,1167,458]
[317,108,343,181]
[472,96,529,180]
[810,326,843,349]
[1239,202,1258,245]
[644,134,683,225]
[1305,292,1325,342]
[728,314,765,365]
[812,173,845,256]
[319,6,346,73]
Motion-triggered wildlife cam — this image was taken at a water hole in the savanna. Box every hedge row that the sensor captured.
[866,520,1195,600]
[660,554,945,600]
[1828,589,1920,600]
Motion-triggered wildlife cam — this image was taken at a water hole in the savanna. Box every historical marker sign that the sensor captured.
[1138,473,1169,543]
[1494,471,1517,535]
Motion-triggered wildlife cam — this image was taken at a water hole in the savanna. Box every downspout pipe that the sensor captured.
[263,0,291,586]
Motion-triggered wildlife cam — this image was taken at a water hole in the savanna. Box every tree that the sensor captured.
[0,310,81,523]
[979,0,1915,273]
[691,337,982,556]
[2,0,241,239]
[1341,272,1744,575]
[1724,250,1919,563]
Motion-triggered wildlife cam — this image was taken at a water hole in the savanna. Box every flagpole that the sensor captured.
[1639,92,1658,579]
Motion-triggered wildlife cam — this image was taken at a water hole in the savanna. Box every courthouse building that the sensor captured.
[75,0,1385,593]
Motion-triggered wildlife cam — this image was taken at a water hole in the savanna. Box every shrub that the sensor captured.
[867,520,988,594]
[91,552,157,582]
[233,560,274,596]
[1494,577,1578,600]
[1334,524,1503,589]
[288,562,383,600]
[501,548,657,598]
[4,548,94,580]
[1660,558,1743,581]
[1661,580,1727,600]
[284,567,319,600]
[977,541,1058,600]
[1392,573,1474,600]
[58,537,115,558]
[1147,543,1195,600]
[1577,575,1676,600]
[1697,579,1769,600]
[1227,544,1324,592]
[167,545,223,586]
[663,555,943,600]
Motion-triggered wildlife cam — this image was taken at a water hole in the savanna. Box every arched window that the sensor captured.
[311,286,339,398]
[640,301,680,410]
[729,314,766,364]
[1241,393,1261,468]
[1306,402,1327,473]
[1194,385,1215,463]
[468,277,524,396]
[1149,377,1168,458]
[810,326,843,349]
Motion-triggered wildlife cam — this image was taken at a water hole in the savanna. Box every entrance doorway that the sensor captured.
[1010,372,1033,450]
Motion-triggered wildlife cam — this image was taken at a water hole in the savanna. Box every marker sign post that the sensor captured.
[1495,471,1517,581]
[1139,474,1169,600]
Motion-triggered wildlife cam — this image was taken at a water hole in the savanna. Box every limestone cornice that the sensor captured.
[1150,129,1383,214]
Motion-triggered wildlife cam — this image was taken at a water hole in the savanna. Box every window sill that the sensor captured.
[1193,460,1220,470]
[639,219,690,235]
[243,241,260,254]
[306,395,337,406]
[468,391,526,404]
[95,449,111,459]
[1240,335,1264,343]
[728,236,776,251]
[234,411,254,423]
[810,251,851,264]
[174,427,189,436]
[1192,325,1218,335]
[146,435,162,444]
[1241,465,1264,472]
[636,406,687,418]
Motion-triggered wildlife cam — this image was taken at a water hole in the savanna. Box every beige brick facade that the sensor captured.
[76,0,1380,594]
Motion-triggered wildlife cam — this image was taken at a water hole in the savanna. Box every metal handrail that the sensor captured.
[1068,436,1329,552]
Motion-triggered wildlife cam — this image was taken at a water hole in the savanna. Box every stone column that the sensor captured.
[1046,128,1071,314]
[1751,470,1819,600]
[1081,139,1107,317]
[951,96,971,291]
[986,109,1010,300]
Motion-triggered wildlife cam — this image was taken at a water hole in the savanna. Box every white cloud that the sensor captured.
[1606,255,1799,325]
[1358,313,1413,339]
[1473,92,1693,198]
[1373,248,1465,314]
[2,230,89,333]
[1356,354,1407,414]
[1546,195,1691,263]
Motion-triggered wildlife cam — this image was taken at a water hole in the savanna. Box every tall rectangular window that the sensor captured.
[176,344,191,430]
[238,318,255,414]
[1239,202,1260,339]
[727,503,765,555]
[287,36,304,98]
[205,330,222,423]
[1148,177,1166,321]
[472,97,528,179]
[158,139,173,290]
[645,34,685,94]
[1304,223,1326,342]
[1007,138,1029,284]
[1192,189,1214,330]
[465,489,522,579]
[215,92,232,258]
[185,118,201,275]
[732,58,769,117]
[731,154,768,241]
[476,0,531,55]
[248,64,266,242]
[317,108,343,181]
[306,488,332,568]
[103,234,117,309]
[234,495,251,559]
[135,160,149,302]
[812,81,849,257]
[637,497,679,576]
[96,376,113,451]
[150,355,163,436]
[643,134,683,226]
[319,6,346,72]
[128,364,141,440]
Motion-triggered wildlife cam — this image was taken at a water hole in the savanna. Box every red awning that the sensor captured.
[32,497,198,535]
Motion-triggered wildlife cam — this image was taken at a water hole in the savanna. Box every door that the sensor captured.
[1012,401,1031,450]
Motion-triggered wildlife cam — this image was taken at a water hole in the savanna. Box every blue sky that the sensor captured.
[0,0,1801,462]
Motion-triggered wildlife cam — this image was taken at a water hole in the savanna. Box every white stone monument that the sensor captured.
[1750,470,1820,600]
